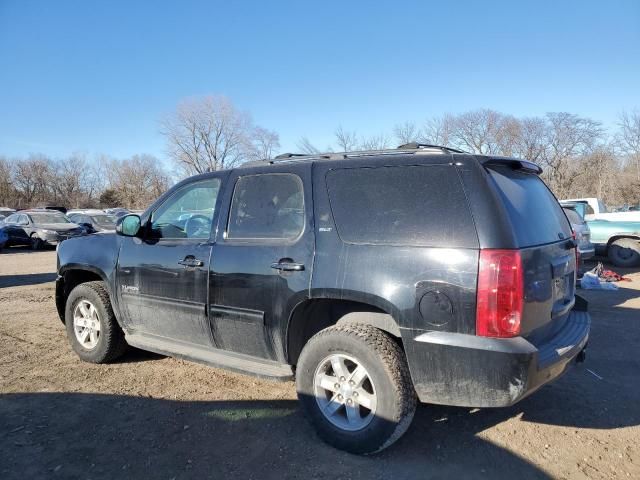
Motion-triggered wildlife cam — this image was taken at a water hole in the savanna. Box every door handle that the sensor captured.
[271,260,305,272]
[178,256,204,268]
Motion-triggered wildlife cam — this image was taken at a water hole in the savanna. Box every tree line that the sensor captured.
[1,96,638,210]
[0,154,169,210]
[301,109,640,206]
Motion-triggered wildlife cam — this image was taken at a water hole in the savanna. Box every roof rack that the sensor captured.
[274,153,309,159]
[240,143,464,169]
[396,142,466,154]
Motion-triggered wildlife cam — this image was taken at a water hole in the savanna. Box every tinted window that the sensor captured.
[28,213,70,224]
[326,165,477,247]
[227,174,304,240]
[562,208,583,225]
[488,167,572,247]
[151,178,221,239]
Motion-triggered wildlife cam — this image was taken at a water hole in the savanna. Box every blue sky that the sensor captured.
[0,0,638,162]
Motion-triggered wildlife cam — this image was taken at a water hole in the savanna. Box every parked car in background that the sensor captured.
[2,210,85,249]
[561,200,640,267]
[587,219,640,267]
[105,208,130,218]
[56,144,589,454]
[68,210,117,233]
[0,214,7,223]
[562,197,640,222]
[561,203,594,268]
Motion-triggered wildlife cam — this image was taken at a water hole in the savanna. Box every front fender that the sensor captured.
[56,234,123,323]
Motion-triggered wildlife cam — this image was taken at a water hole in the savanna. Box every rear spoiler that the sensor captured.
[480,156,543,175]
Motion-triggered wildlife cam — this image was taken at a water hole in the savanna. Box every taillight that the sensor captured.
[476,249,523,338]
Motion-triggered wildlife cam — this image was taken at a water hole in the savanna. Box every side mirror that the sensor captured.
[116,214,142,237]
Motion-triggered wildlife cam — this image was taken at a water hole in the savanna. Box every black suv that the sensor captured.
[56,144,590,454]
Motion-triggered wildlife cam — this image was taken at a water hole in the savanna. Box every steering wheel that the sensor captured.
[184,215,211,238]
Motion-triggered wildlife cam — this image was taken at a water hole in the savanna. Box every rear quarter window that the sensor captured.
[325,165,478,248]
[487,167,572,247]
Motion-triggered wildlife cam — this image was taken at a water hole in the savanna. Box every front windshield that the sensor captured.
[28,213,72,224]
[92,215,116,227]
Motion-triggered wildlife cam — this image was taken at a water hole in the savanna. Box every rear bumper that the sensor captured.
[403,297,590,408]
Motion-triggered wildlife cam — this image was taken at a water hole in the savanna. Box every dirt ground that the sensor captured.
[1,247,639,479]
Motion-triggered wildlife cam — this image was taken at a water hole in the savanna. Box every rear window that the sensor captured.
[488,167,572,247]
[326,165,478,247]
[562,208,583,225]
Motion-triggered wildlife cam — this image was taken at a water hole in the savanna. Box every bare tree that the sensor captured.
[541,112,604,196]
[245,127,280,161]
[450,109,511,155]
[0,157,15,207]
[161,96,253,175]
[617,109,640,181]
[335,126,359,152]
[107,155,170,209]
[513,117,548,163]
[53,154,87,208]
[393,121,421,145]
[13,155,53,208]
[296,137,321,154]
[358,133,391,151]
[422,114,456,147]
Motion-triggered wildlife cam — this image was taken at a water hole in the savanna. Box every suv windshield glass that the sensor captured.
[28,213,72,224]
[487,167,572,247]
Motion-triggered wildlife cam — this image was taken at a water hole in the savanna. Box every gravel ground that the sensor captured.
[1,247,639,479]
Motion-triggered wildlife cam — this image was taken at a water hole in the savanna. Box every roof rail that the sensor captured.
[397,142,466,154]
[274,153,309,159]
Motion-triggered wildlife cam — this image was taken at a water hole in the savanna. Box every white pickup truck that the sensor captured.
[562,197,640,222]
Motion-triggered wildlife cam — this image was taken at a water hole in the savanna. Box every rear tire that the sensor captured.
[608,238,640,267]
[296,323,417,454]
[65,281,127,363]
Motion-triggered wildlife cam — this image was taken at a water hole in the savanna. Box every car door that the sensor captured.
[209,165,314,362]
[2,214,17,242]
[11,214,30,244]
[116,175,225,346]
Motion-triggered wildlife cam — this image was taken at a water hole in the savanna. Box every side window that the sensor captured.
[18,215,29,225]
[226,173,304,240]
[326,165,478,247]
[150,178,221,239]
[585,204,595,215]
[5,214,17,223]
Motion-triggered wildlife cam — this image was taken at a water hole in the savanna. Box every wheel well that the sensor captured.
[607,235,640,249]
[286,299,400,366]
[55,269,104,323]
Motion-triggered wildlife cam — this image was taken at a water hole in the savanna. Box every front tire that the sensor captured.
[608,238,640,267]
[65,281,127,363]
[296,324,417,454]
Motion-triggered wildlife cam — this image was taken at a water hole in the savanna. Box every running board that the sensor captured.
[125,332,294,381]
